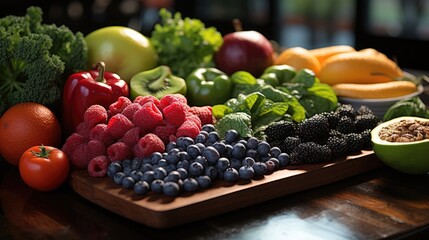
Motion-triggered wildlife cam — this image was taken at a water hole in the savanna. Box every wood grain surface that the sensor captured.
[69,150,384,229]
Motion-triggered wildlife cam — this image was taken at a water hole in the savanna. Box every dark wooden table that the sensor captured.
[1,157,428,240]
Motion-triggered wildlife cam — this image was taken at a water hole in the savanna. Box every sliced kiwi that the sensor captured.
[130,65,187,100]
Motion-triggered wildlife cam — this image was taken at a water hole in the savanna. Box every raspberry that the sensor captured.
[107,142,133,162]
[133,101,163,132]
[176,120,200,139]
[76,121,91,139]
[119,127,142,146]
[133,133,165,158]
[84,104,108,128]
[152,125,177,145]
[185,112,202,129]
[70,140,106,168]
[133,95,160,107]
[108,96,132,116]
[189,106,213,126]
[162,101,186,127]
[87,155,110,178]
[89,123,114,146]
[121,103,141,121]
[158,94,188,111]
[107,113,135,139]
[62,133,86,158]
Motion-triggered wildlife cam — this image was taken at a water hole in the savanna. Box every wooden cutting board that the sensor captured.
[69,150,384,229]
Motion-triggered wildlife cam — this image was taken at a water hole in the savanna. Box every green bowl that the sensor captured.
[371,116,429,175]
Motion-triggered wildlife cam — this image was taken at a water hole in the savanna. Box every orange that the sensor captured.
[309,45,356,66]
[274,47,321,76]
[0,102,62,166]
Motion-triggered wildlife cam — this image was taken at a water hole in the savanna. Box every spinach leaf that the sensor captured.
[216,112,253,139]
[383,96,429,121]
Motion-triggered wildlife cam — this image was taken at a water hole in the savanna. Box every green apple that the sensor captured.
[85,26,159,83]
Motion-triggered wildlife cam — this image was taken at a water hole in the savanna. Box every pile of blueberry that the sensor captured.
[107,124,290,197]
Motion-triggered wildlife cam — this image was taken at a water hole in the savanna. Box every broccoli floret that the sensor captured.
[0,6,87,116]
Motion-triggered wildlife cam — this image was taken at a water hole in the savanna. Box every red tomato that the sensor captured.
[19,145,70,191]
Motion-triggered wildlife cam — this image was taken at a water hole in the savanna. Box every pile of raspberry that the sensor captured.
[61,94,213,177]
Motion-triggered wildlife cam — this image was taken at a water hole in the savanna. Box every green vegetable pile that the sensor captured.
[0,7,87,115]
[150,8,223,79]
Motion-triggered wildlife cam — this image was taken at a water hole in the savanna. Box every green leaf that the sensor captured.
[215,112,253,139]
[212,104,233,119]
[231,71,257,85]
[383,96,429,121]
[291,69,316,88]
[252,100,289,131]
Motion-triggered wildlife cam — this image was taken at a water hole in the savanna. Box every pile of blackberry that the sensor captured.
[265,104,380,165]
[107,124,290,197]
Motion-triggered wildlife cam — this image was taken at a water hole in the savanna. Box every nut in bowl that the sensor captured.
[371,116,429,175]
[338,84,424,119]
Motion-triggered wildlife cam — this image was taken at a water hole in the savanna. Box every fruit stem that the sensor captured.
[233,19,242,32]
[94,62,106,83]
[31,145,52,159]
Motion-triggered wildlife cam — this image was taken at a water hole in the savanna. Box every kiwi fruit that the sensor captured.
[130,65,187,100]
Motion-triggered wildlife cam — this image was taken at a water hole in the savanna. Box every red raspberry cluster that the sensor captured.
[62,94,213,177]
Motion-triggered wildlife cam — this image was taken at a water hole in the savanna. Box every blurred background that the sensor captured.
[1,0,429,72]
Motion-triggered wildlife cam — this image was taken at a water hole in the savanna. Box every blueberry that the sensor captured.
[242,157,255,166]
[257,141,271,157]
[265,160,276,172]
[195,155,208,167]
[113,172,126,185]
[199,130,209,138]
[142,157,151,164]
[183,177,199,192]
[230,158,242,170]
[121,159,132,168]
[208,131,220,143]
[231,143,246,159]
[245,149,258,160]
[150,152,163,165]
[195,143,206,152]
[121,176,135,189]
[223,167,239,182]
[187,144,201,159]
[203,146,220,165]
[176,167,188,179]
[268,158,280,170]
[202,124,216,133]
[252,162,268,175]
[181,137,194,149]
[164,164,177,173]
[270,147,282,158]
[131,158,142,170]
[188,161,204,177]
[179,151,191,161]
[141,170,155,183]
[165,150,180,165]
[277,153,290,167]
[238,139,248,148]
[213,142,226,155]
[107,162,122,178]
[205,166,218,180]
[153,167,168,179]
[166,141,177,152]
[163,182,181,197]
[158,159,168,167]
[216,157,230,171]
[224,144,233,158]
[151,179,164,194]
[164,170,181,182]
[176,160,190,170]
[134,181,150,195]
[129,170,143,181]
[239,165,255,180]
[247,137,259,149]
[225,129,239,143]
[196,175,212,188]
[140,163,153,172]
[195,133,207,144]
[123,166,133,176]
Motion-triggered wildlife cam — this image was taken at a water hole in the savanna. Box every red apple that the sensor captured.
[214,23,274,77]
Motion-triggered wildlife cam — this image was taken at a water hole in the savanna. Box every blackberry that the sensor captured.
[344,133,364,154]
[354,114,379,133]
[290,142,331,164]
[335,104,356,119]
[356,105,374,116]
[336,116,355,134]
[297,114,330,143]
[280,136,301,154]
[317,111,340,129]
[325,136,348,159]
[288,152,304,166]
[360,129,373,150]
[264,120,296,141]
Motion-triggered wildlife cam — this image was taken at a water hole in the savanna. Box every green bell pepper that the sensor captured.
[259,65,296,86]
[186,67,232,106]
